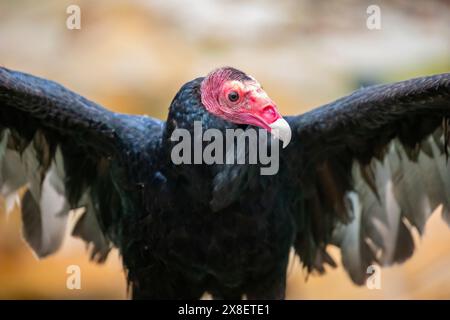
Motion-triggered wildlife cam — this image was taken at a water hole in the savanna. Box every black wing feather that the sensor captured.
[286,73,450,284]
[0,66,163,261]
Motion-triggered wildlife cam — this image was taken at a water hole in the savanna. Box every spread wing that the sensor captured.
[285,73,450,284]
[0,66,163,261]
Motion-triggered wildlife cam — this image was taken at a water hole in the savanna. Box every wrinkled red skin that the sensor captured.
[201,68,281,132]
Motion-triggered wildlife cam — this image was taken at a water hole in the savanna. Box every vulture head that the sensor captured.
[200,67,292,147]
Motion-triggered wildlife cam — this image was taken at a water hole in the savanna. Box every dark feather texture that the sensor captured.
[282,73,450,283]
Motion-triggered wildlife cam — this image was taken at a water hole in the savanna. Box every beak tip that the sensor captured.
[269,118,292,148]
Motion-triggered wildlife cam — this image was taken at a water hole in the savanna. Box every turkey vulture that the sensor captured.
[0,66,449,299]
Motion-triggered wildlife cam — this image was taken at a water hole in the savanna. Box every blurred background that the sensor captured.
[0,0,449,299]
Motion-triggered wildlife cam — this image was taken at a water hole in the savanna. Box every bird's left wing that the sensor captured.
[284,73,450,284]
[0,66,163,261]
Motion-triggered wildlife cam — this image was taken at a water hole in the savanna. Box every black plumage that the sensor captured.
[0,66,449,299]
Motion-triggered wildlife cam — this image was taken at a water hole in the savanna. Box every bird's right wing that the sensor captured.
[0,66,164,261]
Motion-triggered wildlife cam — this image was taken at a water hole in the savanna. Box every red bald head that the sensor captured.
[200,67,291,147]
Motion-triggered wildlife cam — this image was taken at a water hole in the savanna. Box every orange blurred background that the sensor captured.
[0,0,449,299]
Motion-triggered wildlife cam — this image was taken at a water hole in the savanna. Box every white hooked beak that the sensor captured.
[269,118,292,148]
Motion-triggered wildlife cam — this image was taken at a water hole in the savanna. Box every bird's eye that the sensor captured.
[228,91,239,102]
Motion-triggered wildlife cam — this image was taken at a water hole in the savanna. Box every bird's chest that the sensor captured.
[146,194,294,285]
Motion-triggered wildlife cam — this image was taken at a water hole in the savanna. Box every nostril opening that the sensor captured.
[262,105,278,122]
[263,105,276,117]
[261,105,278,123]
